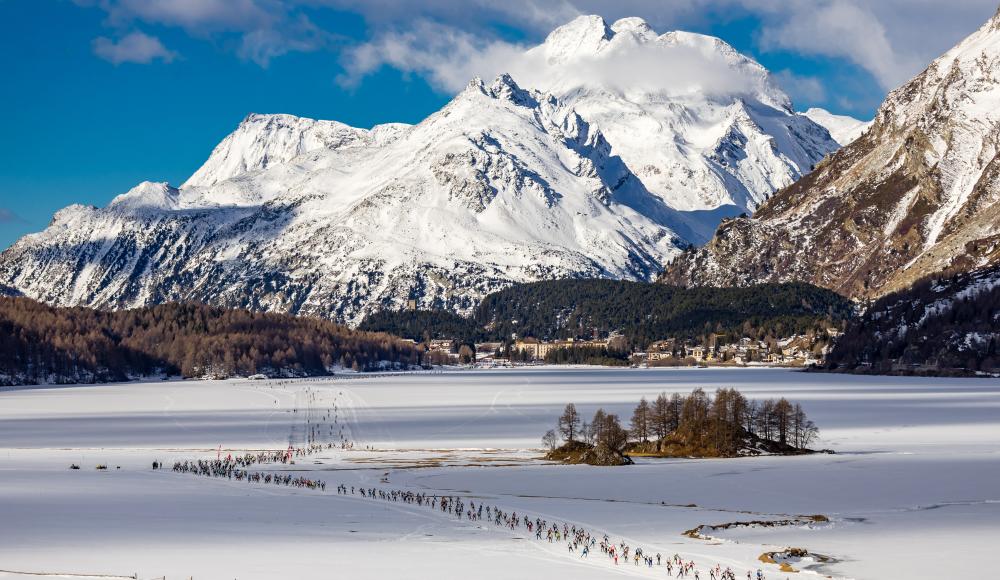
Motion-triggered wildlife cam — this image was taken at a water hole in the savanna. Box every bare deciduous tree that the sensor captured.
[558,403,581,443]
[542,429,559,451]
[596,413,628,454]
[651,393,671,440]
[630,397,651,442]
[590,408,607,443]
[545,389,818,459]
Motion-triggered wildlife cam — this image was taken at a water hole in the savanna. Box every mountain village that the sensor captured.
[411,331,838,368]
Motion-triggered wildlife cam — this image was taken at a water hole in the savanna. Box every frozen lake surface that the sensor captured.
[1,368,997,579]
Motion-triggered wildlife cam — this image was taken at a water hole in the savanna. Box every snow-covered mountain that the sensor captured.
[516,16,839,241]
[802,108,871,146]
[663,8,1000,300]
[0,16,840,325]
[183,113,411,189]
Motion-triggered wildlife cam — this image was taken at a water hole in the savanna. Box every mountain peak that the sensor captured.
[610,17,654,38]
[241,112,312,125]
[537,15,612,63]
[461,74,539,108]
[658,30,767,78]
[0,13,843,325]
[488,73,538,107]
[182,112,410,190]
[802,108,871,146]
[659,29,726,48]
[109,181,180,211]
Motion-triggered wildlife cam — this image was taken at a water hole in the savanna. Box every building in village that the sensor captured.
[513,337,612,361]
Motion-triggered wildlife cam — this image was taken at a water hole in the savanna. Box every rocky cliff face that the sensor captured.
[662,9,1000,300]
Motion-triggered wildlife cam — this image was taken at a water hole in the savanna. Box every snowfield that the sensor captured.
[1,368,997,580]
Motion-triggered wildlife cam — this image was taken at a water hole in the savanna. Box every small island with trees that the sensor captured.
[542,388,824,466]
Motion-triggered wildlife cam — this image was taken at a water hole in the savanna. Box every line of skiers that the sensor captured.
[337,482,768,579]
[235,470,326,490]
[171,442,335,478]
[169,447,770,580]
[172,458,327,490]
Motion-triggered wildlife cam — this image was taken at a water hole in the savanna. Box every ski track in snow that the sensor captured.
[1,368,998,580]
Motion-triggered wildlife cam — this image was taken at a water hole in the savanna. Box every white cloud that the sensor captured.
[518,42,775,102]
[75,0,1000,91]
[78,0,330,66]
[340,16,785,109]
[703,0,997,90]
[236,15,330,67]
[0,208,26,224]
[772,70,827,104]
[756,2,913,90]
[328,0,997,91]
[316,0,581,34]
[81,0,274,31]
[92,30,177,65]
[338,21,527,92]
[337,0,1000,104]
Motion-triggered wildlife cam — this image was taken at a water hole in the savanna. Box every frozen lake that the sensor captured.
[1,368,997,579]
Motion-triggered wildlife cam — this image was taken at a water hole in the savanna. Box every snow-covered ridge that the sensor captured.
[0,72,681,324]
[802,108,871,146]
[183,113,411,189]
[0,15,843,324]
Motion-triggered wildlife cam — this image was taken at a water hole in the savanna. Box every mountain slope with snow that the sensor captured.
[663,8,1000,300]
[183,113,411,189]
[0,16,841,324]
[0,75,684,324]
[825,262,1000,374]
[802,108,871,146]
[516,16,839,241]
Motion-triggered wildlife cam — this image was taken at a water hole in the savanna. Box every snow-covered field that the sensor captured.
[1,368,997,580]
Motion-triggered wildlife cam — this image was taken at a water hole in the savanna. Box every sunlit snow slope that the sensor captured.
[0,16,840,325]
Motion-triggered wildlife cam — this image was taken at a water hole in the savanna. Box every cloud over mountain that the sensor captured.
[73,0,1000,96]
[92,30,176,65]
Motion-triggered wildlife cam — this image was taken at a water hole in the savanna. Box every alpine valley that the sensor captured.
[0,15,845,325]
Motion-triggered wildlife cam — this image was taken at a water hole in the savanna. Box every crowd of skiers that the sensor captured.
[171,445,332,490]
[171,447,774,579]
[164,381,777,580]
[171,441,339,479]
[171,443,333,477]
[335,482,771,580]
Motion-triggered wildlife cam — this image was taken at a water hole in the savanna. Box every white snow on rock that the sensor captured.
[0,15,841,325]
[802,107,872,146]
[663,8,1000,299]
[518,16,839,228]
[183,113,411,189]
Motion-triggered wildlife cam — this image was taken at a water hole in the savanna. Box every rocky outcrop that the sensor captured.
[662,9,1000,300]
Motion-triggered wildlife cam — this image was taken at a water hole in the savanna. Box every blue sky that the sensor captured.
[1,0,997,250]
